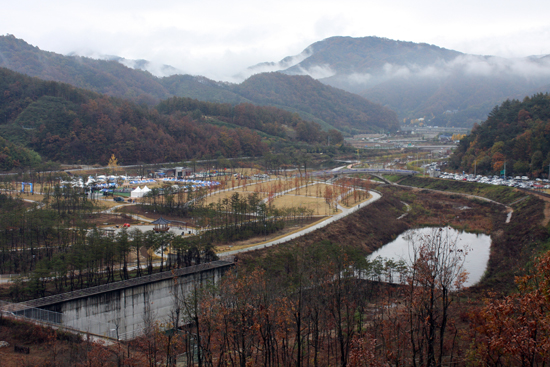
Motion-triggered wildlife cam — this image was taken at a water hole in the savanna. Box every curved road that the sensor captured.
[220,190,382,256]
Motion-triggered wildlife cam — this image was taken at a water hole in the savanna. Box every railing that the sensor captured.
[1,300,118,340]
[0,274,22,283]
[312,168,418,176]
[0,274,19,279]
[0,299,62,324]
[117,325,147,341]
[23,259,234,308]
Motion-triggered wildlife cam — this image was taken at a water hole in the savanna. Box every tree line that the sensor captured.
[0,67,350,171]
[126,230,492,367]
[452,93,550,178]
[0,187,218,301]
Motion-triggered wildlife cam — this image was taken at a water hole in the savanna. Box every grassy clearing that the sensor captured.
[204,190,267,205]
[286,183,333,196]
[398,176,525,204]
[8,192,45,202]
[382,174,402,183]
[270,195,338,215]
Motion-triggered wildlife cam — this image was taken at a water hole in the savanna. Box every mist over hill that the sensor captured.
[5,34,547,131]
[247,36,550,127]
[0,35,397,134]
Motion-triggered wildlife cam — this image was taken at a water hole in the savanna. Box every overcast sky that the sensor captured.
[2,0,550,81]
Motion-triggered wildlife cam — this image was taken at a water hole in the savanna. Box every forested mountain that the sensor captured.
[0,34,171,105]
[450,93,550,177]
[231,72,399,134]
[247,36,461,81]
[160,75,250,105]
[156,97,344,145]
[0,136,41,171]
[0,35,399,134]
[1,67,346,168]
[248,36,550,127]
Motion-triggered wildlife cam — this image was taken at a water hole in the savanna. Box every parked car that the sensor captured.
[113,197,124,202]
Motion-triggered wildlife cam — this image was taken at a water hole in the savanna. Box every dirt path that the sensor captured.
[515,190,550,226]
[399,184,515,223]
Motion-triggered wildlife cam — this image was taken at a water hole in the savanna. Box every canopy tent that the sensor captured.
[130,186,143,198]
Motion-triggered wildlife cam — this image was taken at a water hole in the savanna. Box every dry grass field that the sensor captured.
[10,192,45,202]
[8,176,369,216]
[204,190,267,205]
[270,195,340,215]
[285,183,326,196]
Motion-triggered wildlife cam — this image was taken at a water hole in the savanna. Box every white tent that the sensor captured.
[141,186,152,197]
[131,186,143,198]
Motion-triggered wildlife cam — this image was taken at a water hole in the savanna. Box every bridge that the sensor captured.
[313,168,418,176]
[312,168,418,184]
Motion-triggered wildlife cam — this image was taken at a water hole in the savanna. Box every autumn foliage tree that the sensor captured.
[469,251,550,366]
[368,228,469,366]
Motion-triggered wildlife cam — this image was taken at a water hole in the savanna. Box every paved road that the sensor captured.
[219,190,382,256]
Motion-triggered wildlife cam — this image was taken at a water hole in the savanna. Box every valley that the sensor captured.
[1,31,550,366]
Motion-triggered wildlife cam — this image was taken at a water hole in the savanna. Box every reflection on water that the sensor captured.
[368,227,491,287]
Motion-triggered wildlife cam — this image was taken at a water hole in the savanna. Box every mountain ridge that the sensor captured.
[0,34,397,134]
[248,36,550,127]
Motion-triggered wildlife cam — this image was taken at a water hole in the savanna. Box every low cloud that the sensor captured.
[295,64,336,79]
[118,58,182,78]
[340,54,550,87]
[234,48,313,80]
[346,72,372,84]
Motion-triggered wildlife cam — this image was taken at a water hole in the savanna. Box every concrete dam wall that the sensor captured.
[29,261,233,339]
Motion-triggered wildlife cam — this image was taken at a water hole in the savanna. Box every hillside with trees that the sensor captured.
[0,35,400,135]
[156,96,344,144]
[160,74,250,105]
[0,68,267,166]
[450,93,550,177]
[0,34,171,105]
[249,36,550,127]
[0,67,348,168]
[231,72,400,134]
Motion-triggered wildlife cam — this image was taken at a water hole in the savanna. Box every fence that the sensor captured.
[117,325,147,341]
[0,274,19,279]
[0,274,23,284]
[0,299,118,339]
[23,259,234,309]
[1,259,234,341]
[0,299,62,324]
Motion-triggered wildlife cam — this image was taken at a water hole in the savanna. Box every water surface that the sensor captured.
[368,227,491,287]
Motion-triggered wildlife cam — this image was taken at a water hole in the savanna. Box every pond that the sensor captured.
[368,227,491,287]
